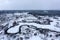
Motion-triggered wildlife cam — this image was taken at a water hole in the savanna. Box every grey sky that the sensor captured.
[0,0,60,10]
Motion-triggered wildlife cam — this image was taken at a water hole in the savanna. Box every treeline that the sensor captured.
[28,10,60,16]
[0,10,60,16]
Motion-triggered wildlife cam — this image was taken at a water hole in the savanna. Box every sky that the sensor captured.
[0,0,60,10]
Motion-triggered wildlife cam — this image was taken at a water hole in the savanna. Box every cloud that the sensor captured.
[0,0,60,10]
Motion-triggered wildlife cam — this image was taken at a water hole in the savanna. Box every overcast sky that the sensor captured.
[0,0,60,10]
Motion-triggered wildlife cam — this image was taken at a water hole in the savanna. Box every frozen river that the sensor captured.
[0,12,60,40]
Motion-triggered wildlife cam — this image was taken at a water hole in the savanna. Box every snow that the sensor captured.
[13,13,21,16]
[1,12,60,40]
[28,36,43,40]
[7,25,19,33]
[6,13,60,33]
[1,22,8,26]
[8,20,15,28]
[7,22,60,33]
[58,17,60,20]
[0,35,8,40]
[6,14,13,17]
[14,12,29,16]
[18,23,60,32]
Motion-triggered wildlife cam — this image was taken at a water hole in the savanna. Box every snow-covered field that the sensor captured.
[0,12,60,40]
